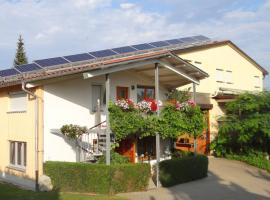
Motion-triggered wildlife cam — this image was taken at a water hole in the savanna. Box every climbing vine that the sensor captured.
[109,98,205,141]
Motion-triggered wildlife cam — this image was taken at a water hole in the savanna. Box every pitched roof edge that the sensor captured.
[173,40,269,76]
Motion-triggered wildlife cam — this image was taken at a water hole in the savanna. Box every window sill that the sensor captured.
[6,111,27,114]
[7,165,26,172]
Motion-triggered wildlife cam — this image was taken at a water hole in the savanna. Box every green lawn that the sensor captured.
[0,182,127,200]
[226,154,270,173]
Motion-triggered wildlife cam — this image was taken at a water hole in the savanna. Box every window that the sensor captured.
[92,85,105,112]
[116,87,129,100]
[225,70,233,84]
[9,141,26,169]
[137,86,155,102]
[254,76,261,88]
[216,69,224,82]
[9,92,27,112]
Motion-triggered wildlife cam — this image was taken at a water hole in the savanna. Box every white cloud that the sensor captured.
[120,3,136,10]
[71,0,111,9]
[224,10,255,19]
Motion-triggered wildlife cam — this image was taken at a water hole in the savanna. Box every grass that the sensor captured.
[226,153,270,173]
[0,182,128,200]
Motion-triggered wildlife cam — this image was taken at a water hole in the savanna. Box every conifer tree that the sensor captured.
[13,35,28,67]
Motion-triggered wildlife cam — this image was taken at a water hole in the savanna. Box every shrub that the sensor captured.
[110,164,151,193]
[44,161,150,194]
[171,149,194,159]
[212,92,270,156]
[159,155,208,187]
[97,151,129,164]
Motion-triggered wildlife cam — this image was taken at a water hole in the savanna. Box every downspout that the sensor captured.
[22,82,39,191]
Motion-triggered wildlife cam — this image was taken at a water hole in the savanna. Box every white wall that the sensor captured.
[44,70,168,162]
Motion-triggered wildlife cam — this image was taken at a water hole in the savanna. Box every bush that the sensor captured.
[44,161,150,194]
[212,92,270,156]
[171,149,194,159]
[159,155,208,187]
[97,151,129,164]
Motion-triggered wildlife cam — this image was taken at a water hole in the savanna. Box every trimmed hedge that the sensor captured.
[44,161,150,194]
[159,155,208,187]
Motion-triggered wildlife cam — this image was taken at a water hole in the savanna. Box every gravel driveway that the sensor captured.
[119,157,270,200]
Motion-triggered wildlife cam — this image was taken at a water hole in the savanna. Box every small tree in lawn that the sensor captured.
[13,35,28,67]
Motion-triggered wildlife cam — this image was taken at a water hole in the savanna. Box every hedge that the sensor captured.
[44,161,151,194]
[159,155,208,187]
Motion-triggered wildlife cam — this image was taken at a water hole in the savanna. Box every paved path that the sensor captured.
[119,157,270,200]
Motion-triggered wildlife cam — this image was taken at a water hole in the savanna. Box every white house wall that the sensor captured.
[44,70,168,162]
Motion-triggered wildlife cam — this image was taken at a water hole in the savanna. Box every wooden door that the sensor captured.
[115,138,135,163]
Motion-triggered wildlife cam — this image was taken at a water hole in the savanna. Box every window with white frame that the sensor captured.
[92,85,105,112]
[9,92,27,112]
[225,70,233,84]
[10,141,27,169]
[216,69,224,82]
[254,76,261,88]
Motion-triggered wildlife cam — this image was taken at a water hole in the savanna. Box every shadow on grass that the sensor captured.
[0,182,60,200]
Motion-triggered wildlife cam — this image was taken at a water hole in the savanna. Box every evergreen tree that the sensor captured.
[13,35,28,67]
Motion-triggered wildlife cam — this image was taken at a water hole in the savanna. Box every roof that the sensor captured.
[173,40,269,76]
[0,35,266,88]
[0,35,213,88]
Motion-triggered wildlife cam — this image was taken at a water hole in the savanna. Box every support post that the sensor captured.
[105,74,111,165]
[192,82,196,102]
[155,63,160,187]
[192,82,197,155]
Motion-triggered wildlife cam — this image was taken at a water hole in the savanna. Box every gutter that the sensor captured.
[22,82,40,191]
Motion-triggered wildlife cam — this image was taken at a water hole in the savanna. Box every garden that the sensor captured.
[211,91,270,173]
[52,89,208,194]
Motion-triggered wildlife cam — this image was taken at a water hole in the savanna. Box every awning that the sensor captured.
[83,53,209,89]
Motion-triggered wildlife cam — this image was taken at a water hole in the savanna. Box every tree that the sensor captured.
[212,92,270,156]
[13,35,28,67]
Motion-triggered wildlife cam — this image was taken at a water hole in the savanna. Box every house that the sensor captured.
[0,35,267,190]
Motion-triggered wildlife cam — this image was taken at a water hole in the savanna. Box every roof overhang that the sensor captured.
[83,53,209,89]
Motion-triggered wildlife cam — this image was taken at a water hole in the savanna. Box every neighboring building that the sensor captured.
[176,41,268,139]
[0,35,267,190]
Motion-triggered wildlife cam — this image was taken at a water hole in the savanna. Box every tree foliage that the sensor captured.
[13,35,28,67]
[212,92,270,156]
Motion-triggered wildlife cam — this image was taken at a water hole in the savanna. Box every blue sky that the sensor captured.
[0,0,269,88]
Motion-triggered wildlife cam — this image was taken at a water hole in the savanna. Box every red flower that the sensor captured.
[150,100,157,112]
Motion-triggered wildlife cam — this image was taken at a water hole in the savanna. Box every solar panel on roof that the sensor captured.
[64,53,95,62]
[0,68,20,77]
[15,63,41,73]
[89,49,117,58]
[131,43,154,50]
[34,57,69,68]
[192,35,210,41]
[179,37,197,43]
[149,41,170,47]
[112,46,137,54]
[165,39,184,45]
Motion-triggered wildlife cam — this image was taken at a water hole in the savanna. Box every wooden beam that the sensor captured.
[83,60,156,79]
[155,60,200,84]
